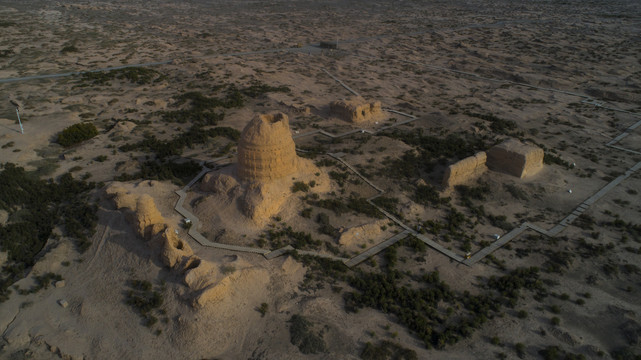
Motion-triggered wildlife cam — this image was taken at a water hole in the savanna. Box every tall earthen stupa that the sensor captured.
[237,113,297,182]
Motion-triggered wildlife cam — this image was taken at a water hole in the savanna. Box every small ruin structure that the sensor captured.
[330,96,383,123]
[486,138,543,178]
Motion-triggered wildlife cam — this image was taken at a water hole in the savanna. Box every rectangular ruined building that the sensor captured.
[486,138,544,178]
[330,96,383,123]
[442,138,544,187]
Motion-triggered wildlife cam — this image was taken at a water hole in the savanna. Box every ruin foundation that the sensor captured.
[330,96,383,123]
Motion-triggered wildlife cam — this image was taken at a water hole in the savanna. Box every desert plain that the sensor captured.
[0,0,640,359]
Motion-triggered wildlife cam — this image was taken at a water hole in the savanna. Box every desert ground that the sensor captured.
[0,0,640,359]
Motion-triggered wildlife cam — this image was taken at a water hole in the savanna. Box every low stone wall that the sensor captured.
[442,152,488,187]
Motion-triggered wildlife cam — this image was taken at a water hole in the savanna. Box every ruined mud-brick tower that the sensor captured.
[237,112,297,182]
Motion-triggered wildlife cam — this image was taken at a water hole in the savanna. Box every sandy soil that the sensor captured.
[1,0,640,359]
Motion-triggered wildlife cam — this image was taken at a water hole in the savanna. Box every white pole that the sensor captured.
[15,108,23,134]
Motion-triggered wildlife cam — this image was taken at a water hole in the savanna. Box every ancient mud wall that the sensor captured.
[442,152,488,187]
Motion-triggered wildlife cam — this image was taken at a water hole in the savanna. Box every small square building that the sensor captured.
[330,96,383,123]
[486,138,543,178]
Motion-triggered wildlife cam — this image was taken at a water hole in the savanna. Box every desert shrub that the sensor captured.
[463,112,517,135]
[289,314,326,354]
[292,181,310,193]
[241,81,290,97]
[378,128,487,180]
[360,340,418,360]
[257,302,268,317]
[329,170,350,186]
[57,123,98,147]
[0,164,97,302]
[80,67,164,85]
[400,235,427,253]
[115,160,202,186]
[17,272,63,295]
[119,126,238,159]
[515,343,526,358]
[455,183,490,201]
[487,214,512,231]
[504,184,528,200]
[267,226,321,250]
[543,153,572,169]
[415,184,449,206]
[538,345,586,360]
[61,45,78,53]
[125,279,164,329]
[372,196,401,218]
[347,196,382,218]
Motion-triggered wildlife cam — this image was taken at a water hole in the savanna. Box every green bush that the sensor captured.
[57,123,98,147]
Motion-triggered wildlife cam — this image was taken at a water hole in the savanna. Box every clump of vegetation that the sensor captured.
[345,266,545,350]
[538,345,585,360]
[257,302,268,317]
[504,184,528,200]
[119,126,239,159]
[292,181,310,193]
[543,153,572,169]
[159,82,288,126]
[125,279,165,329]
[361,340,418,360]
[241,81,291,97]
[378,129,487,179]
[372,196,401,219]
[115,159,202,186]
[289,314,326,354]
[487,214,512,231]
[0,163,97,302]
[267,225,322,250]
[307,195,382,219]
[160,90,240,125]
[80,67,165,86]
[61,45,79,53]
[414,184,450,207]
[57,122,99,147]
[17,272,63,295]
[316,212,339,238]
[455,183,491,207]
[463,112,518,135]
